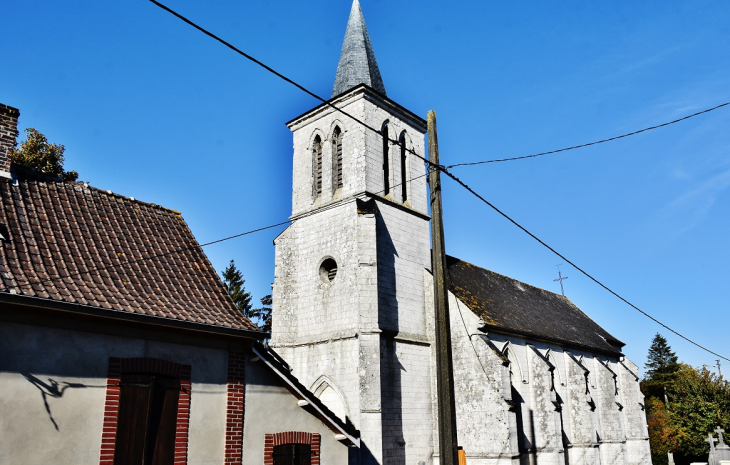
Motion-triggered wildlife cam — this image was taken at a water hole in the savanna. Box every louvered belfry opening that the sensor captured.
[399,131,407,202]
[313,135,323,196]
[332,126,343,190]
[319,258,337,283]
[382,121,389,195]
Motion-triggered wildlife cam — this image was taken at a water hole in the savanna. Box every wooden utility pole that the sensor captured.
[428,110,459,465]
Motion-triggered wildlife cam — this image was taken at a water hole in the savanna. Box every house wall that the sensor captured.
[242,353,351,465]
[0,321,228,464]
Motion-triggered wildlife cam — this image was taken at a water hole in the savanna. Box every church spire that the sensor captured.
[331,0,386,98]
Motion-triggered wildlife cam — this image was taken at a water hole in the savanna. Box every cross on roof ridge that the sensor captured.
[332,0,386,98]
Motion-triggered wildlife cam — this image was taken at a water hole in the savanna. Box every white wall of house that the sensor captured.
[0,321,228,464]
[242,352,352,465]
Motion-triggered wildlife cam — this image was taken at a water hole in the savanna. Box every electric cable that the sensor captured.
[148,0,729,361]
[438,168,730,362]
[147,0,435,170]
[447,101,730,168]
[2,171,429,291]
[454,297,494,381]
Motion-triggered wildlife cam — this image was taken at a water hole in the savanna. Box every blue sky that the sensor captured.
[3,1,729,373]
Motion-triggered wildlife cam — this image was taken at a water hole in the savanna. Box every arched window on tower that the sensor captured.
[382,121,390,195]
[312,135,322,197]
[399,131,408,202]
[332,126,343,190]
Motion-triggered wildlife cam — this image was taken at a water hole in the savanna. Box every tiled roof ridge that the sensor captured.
[0,169,261,332]
[445,254,625,354]
[11,165,182,216]
[446,254,567,301]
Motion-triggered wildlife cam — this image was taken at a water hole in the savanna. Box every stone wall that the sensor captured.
[274,87,433,465]
[431,284,651,465]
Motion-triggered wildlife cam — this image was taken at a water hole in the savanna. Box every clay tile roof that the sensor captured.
[0,167,260,332]
[446,255,624,356]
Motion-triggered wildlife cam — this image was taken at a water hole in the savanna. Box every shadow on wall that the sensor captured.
[375,208,407,464]
[22,373,98,431]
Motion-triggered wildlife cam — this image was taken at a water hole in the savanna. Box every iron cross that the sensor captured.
[554,265,569,296]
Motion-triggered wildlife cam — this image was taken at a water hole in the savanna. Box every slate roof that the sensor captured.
[0,167,260,332]
[332,0,386,98]
[446,255,624,356]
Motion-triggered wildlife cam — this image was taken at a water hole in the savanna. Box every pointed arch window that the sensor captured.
[312,135,323,197]
[382,122,390,195]
[399,131,408,202]
[332,127,343,190]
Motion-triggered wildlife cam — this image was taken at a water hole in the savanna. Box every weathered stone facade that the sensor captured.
[271,2,651,463]
[272,84,433,464]
[270,81,651,465]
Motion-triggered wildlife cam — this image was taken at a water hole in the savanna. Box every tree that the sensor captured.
[646,397,672,465]
[12,128,79,181]
[642,333,680,401]
[252,295,272,333]
[667,364,730,459]
[221,260,253,318]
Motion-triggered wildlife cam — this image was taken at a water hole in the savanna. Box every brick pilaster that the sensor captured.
[225,351,246,463]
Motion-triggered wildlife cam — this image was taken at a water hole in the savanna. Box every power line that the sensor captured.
[438,168,730,362]
[147,0,729,361]
[2,220,291,292]
[147,0,434,169]
[447,101,730,168]
[4,171,428,291]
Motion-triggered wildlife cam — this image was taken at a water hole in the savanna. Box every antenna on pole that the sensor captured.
[554,264,568,296]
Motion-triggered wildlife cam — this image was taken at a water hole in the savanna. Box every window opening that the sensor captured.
[313,135,323,197]
[319,258,337,283]
[273,443,313,465]
[399,131,407,202]
[332,127,343,190]
[382,122,390,195]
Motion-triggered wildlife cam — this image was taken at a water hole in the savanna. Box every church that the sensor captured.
[269,1,651,464]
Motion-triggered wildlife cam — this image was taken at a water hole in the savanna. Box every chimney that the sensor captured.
[0,103,20,179]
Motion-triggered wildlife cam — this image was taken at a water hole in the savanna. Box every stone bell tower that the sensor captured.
[270,1,435,463]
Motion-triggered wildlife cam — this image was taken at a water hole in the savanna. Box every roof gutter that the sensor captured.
[0,292,268,340]
[480,324,624,359]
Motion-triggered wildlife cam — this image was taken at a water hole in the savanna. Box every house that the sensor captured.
[0,102,358,464]
[269,1,651,464]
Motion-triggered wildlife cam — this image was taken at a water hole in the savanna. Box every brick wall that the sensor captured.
[98,357,192,465]
[225,350,246,464]
[0,103,20,176]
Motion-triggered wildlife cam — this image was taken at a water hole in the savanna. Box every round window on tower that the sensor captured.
[319,257,338,283]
